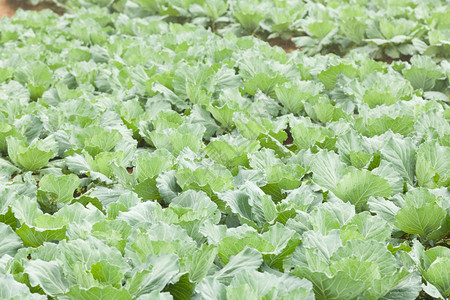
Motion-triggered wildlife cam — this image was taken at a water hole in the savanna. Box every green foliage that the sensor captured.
[0,2,448,299]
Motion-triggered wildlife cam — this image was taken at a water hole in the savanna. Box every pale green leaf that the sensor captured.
[127,254,180,297]
[0,223,22,257]
[24,259,70,296]
[183,244,218,283]
[395,204,446,239]
[16,223,66,248]
[214,247,263,283]
[380,136,416,185]
[66,286,132,300]
[310,150,348,191]
[423,257,450,298]
[334,170,393,211]
[39,174,81,205]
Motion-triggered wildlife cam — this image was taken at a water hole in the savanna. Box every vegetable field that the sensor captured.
[0,0,449,299]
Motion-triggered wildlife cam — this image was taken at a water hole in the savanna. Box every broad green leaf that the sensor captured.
[7,137,56,171]
[90,260,124,288]
[0,206,16,229]
[66,286,132,300]
[117,201,175,228]
[380,136,416,185]
[381,272,422,300]
[24,259,70,297]
[334,170,393,211]
[302,230,343,263]
[81,128,123,157]
[220,183,277,227]
[349,151,372,169]
[214,247,263,283]
[16,223,67,248]
[135,150,173,182]
[360,116,414,137]
[423,257,450,298]
[58,237,130,275]
[204,137,260,168]
[340,212,391,243]
[331,240,397,276]
[367,270,419,300]
[14,61,53,100]
[38,174,81,206]
[261,223,301,270]
[218,231,274,264]
[226,284,258,300]
[292,123,332,149]
[0,274,42,299]
[318,64,359,90]
[309,201,355,235]
[308,21,335,39]
[414,109,449,141]
[10,196,44,226]
[131,234,177,262]
[0,123,19,153]
[127,254,180,297]
[226,269,313,300]
[134,178,161,201]
[335,129,364,164]
[423,247,450,269]
[0,4,448,297]
[341,17,366,43]
[0,223,22,257]
[274,81,320,114]
[416,142,449,188]
[402,188,439,208]
[195,277,227,300]
[310,150,348,191]
[266,163,305,190]
[175,164,234,196]
[91,219,132,254]
[207,103,237,130]
[167,273,194,300]
[403,56,445,90]
[371,161,404,194]
[54,202,104,226]
[234,8,264,32]
[368,197,400,224]
[183,244,218,283]
[330,258,380,286]
[0,158,20,181]
[292,268,366,300]
[244,73,288,97]
[395,204,446,239]
[169,190,220,223]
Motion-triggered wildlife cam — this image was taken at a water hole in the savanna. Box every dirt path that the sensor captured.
[0,0,62,19]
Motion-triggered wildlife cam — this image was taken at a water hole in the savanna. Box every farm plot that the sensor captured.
[0,2,449,300]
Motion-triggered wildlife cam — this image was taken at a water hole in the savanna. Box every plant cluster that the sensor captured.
[0,3,449,300]
[25,0,450,59]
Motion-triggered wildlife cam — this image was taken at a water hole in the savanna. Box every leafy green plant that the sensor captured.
[0,3,448,299]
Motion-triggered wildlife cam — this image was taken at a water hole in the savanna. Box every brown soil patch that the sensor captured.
[0,0,15,17]
[0,0,63,19]
[268,37,297,53]
[374,54,412,64]
[283,128,294,145]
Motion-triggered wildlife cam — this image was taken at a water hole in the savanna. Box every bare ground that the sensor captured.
[268,37,298,53]
[0,0,62,19]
